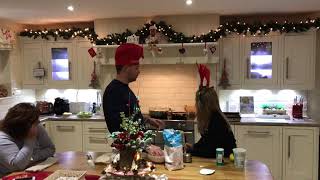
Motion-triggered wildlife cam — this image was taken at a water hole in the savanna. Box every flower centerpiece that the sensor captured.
[109,110,155,172]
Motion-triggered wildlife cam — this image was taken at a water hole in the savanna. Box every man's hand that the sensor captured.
[144,115,165,129]
[185,143,193,153]
[147,145,164,156]
[148,118,165,129]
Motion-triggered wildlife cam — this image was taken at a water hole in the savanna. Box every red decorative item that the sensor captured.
[218,59,231,89]
[88,47,97,58]
[179,43,186,54]
[197,63,211,88]
[89,61,100,89]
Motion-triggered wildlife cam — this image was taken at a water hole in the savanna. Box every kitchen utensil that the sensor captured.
[36,101,54,115]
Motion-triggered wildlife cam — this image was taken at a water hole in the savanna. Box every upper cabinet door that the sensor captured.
[22,42,46,86]
[46,41,76,88]
[220,36,241,89]
[241,36,280,89]
[76,40,94,89]
[283,33,316,89]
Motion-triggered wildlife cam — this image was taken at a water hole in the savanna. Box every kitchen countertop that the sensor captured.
[40,114,320,127]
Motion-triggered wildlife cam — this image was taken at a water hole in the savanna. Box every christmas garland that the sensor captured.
[19,27,98,41]
[19,18,320,45]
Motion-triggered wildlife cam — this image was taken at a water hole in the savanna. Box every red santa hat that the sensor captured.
[115,43,144,66]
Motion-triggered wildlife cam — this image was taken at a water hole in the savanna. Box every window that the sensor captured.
[250,42,272,79]
[51,48,69,81]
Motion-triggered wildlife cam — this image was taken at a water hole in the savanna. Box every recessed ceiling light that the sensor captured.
[67,5,74,11]
[186,0,192,5]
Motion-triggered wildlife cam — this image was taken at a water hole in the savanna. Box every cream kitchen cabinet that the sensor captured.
[281,32,316,90]
[282,127,319,180]
[75,40,95,89]
[219,36,241,89]
[235,125,282,180]
[21,38,89,89]
[241,35,280,89]
[46,41,77,88]
[83,121,112,152]
[21,40,47,88]
[48,121,83,152]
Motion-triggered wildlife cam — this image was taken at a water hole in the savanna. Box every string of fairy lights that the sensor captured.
[19,19,320,45]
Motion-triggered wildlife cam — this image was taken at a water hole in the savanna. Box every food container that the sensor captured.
[149,107,169,119]
[183,153,192,163]
[171,112,188,120]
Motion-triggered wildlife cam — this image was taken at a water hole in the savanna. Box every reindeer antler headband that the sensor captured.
[197,63,211,88]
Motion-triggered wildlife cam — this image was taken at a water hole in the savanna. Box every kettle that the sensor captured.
[53,98,70,115]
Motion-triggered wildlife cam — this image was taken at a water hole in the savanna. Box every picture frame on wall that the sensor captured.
[240,96,254,114]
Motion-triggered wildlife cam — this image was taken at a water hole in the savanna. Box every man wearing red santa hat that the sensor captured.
[103,43,164,154]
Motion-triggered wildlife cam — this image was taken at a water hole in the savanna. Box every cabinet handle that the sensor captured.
[286,57,289,79]
[247,130,270,136]
[88,128,107,133]
[56,125,74,131]
[247,58,250,79]
[89,137,107,143]
[288,135,291,159]
[69,62,72,80]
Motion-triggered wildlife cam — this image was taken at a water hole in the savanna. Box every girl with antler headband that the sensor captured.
[186,64,237,158]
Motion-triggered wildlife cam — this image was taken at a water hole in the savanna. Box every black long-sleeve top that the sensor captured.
[103,79,144,133]
[191,112,237,158]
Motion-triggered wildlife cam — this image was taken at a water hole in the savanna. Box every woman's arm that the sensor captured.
[31,125,55,162]
[0,134,35,171]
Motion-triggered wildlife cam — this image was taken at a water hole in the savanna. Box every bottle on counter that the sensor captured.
[91,102,96,113]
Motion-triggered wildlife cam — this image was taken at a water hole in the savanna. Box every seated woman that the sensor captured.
[0,103,55,177]
[187,87,237,158]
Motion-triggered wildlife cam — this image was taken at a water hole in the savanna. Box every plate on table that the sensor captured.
[44,170,86,180]
[200,168,215,175]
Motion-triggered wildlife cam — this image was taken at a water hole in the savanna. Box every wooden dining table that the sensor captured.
[6,151,274,180]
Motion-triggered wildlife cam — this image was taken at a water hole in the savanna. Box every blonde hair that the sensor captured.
[195,87,231,134]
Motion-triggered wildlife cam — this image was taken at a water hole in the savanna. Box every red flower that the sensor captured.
[137,131,144,138]
[118,132,127,139]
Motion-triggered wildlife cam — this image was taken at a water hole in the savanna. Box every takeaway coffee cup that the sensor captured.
[233,148,246,168]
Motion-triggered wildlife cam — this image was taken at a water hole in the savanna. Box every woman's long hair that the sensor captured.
[0,103,40,140]
[195,87,231,134]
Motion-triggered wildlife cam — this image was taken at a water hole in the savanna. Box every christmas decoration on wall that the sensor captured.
[145,25,163,57]
[126,34,140,44]
[178,43,186,55]
[19,27,98,42]
[203,42,208,55]
[218,59,231,89]
[19,18,320,45]
[88,47,100,89]
[0,28,14,44]
[89,61,100,89]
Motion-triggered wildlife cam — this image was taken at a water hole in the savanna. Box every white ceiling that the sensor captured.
[0,0,319,24]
